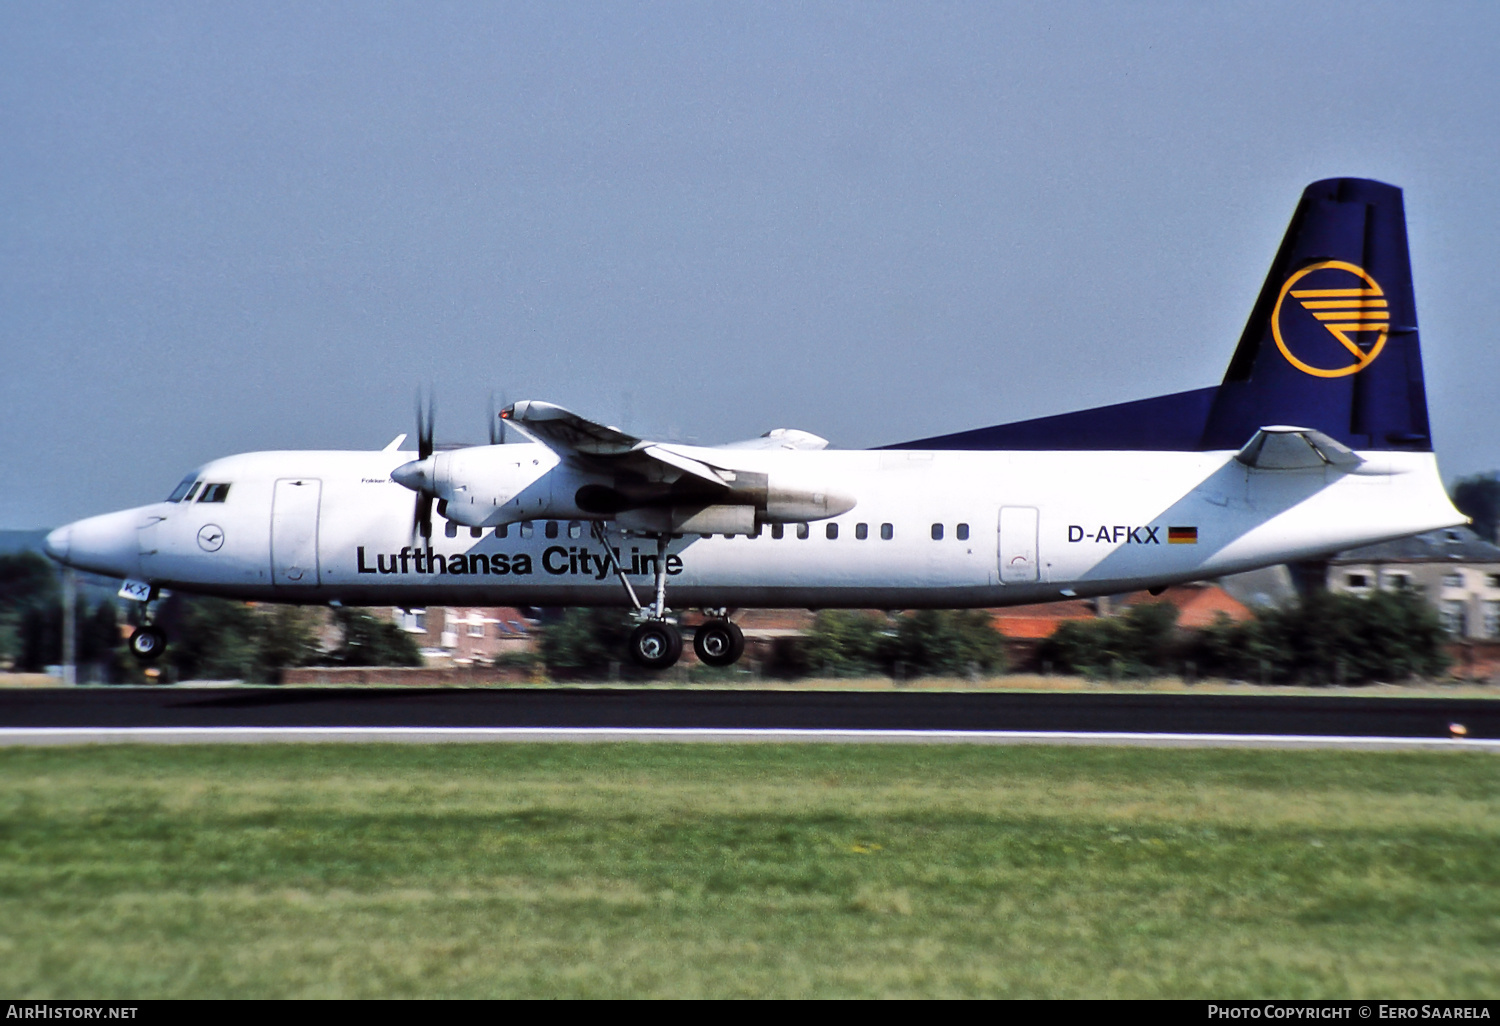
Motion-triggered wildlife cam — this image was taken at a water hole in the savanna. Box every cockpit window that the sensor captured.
[167,474,200,502]
[197,483,232,503]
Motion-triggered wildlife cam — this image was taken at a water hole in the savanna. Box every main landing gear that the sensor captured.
[591,523,744,671]
[627,617,743,671]
[629,620,683,670]
[692,618,744,667]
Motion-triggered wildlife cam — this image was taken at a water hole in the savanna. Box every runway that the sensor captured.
[0,687,1496,748]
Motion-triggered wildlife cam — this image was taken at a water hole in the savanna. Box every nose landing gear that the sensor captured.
[121,580,168,663]
[128,625,167,662]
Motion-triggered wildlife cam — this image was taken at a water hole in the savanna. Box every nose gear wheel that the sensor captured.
[128,626,166,662]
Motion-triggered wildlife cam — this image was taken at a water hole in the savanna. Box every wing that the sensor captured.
[502,400,735,488]
[490,400,854,530]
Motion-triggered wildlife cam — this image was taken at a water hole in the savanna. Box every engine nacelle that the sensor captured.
[417,444,559,527]
[762,479,857,524]
[403,444,857,531]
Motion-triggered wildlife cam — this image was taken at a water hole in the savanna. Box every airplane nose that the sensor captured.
[53,509,145,578]
[44,525,71,563]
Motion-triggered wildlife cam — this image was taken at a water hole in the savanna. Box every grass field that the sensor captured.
[0,743,1497,998]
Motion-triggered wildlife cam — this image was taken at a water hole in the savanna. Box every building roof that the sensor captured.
[989,583,1252,638]
[1127,585,1253,628]
[1330,526,1500,565]
[989,599,1100,639]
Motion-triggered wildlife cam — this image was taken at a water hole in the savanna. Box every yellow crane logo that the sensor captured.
[1272,260,1389,378]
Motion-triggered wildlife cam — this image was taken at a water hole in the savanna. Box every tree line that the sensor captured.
[1036,590,1449,684]
[542,594,1453,685]
[0,551,420,683]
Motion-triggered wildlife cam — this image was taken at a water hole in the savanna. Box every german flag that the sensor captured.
[1168,526,1198,545]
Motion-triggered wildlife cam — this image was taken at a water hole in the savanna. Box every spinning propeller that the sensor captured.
[405,391,437,539]
[392,390,510,541]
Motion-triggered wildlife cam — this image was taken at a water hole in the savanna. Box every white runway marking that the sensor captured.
[0,727,1495,750]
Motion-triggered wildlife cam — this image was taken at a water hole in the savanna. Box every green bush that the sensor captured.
[163,600,418,682]
[797,609,1007,679]
[539,609,636,679]
[1452,472,1499,545]
[323,608,422,669]
[1189,589,1449,684]
[801,611,889,677]
[1041,590,1451,685]
[884,609,1008,678]
[1038,601,1180,679]
[0,552,60,670]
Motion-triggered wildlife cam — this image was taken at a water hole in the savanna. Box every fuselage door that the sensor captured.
[272,478,322,586]
[998,506,1039,584]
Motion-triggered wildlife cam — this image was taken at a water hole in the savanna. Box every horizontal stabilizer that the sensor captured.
[1235,426,1364,470]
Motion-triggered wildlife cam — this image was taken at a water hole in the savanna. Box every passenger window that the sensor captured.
[957,523,970,541]
[772,524,785,540]
[198,483,231,503]
[855,523,868,540]
[826,523,838,540]
[545,521,559,539]
[796,523,810,540]
[568,521,582,539]
[931,523,944,541]
[495,524,508,538]
[520,522,534,539]
[881,523,894,540]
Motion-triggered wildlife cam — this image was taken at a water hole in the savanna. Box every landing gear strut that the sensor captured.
[592,524,744,671]
[591,524,683,670]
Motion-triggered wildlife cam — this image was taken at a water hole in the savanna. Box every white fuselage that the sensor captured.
[50,441,1465,610]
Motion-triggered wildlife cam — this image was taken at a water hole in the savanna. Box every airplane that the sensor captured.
[43,178,1466,670]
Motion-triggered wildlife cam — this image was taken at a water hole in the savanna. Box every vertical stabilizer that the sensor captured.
[1202,178,1431,451]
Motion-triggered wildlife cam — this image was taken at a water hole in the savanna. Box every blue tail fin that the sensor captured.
[1201,177,1430,451]
[883,178,1431,452]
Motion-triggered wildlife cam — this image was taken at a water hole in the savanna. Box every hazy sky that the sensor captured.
[4,1,1498,528]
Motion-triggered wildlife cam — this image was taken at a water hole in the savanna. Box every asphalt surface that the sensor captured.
[0,687,1495,739]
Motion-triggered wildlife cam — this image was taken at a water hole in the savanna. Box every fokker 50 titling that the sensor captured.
[46,179,1466,669]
